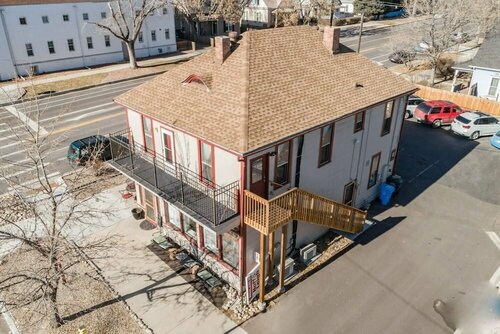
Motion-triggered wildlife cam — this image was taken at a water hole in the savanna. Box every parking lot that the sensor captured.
[243,119,500,334]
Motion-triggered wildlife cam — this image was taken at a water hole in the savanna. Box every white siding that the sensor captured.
[215,147,240,186]
[127,109,144,147]
[0,2,176,80]
[470,68,500,100]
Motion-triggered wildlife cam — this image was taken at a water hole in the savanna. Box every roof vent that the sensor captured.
[355,82,364,88]
[182,74,210,92]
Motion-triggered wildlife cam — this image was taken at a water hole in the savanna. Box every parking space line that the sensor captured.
[408,160,440,184]
[4,106,48,136]
[486,231,500,251]
[486,232,500,287]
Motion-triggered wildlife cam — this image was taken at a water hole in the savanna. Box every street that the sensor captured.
[243,121,500,334]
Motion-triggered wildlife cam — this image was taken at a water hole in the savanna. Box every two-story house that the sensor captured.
[0,0,176,81]
[242,0,279,29]
[108,25,415,303]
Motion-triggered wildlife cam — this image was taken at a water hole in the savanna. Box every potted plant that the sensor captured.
[131,208,144,220]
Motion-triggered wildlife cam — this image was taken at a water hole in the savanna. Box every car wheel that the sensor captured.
[405,111,411,119]
[432,119,442,128]
[470,131,480,140]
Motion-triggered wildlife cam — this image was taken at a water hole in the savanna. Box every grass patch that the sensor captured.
[24,73,109,98]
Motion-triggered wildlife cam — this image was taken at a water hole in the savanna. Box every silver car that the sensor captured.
[405,95,425,119]
[451,111,500,140]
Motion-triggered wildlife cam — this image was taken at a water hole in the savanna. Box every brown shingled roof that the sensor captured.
[115,25,416,155]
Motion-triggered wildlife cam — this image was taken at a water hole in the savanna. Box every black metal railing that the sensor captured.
[108,129,240,225]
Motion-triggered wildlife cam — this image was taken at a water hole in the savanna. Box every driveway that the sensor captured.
[243,121,500,334]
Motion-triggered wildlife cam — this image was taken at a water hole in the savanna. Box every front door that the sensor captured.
[343,181,357,207]
[250,155,268,199]
[143,188,157,225]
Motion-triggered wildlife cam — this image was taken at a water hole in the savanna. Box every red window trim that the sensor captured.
[354,111,365,133]
[381,101,395,136]
[160,127,175,164]
[274,140,292,189]
[141,115,156,156]
[318,123,335,168]
[198,140,216,187]
[367,152,381,189]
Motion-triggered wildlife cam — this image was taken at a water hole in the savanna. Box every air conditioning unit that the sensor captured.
[277,258,295,279]
[300,243,317,264]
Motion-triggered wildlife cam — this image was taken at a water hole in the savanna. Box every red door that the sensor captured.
[250,155,268,199]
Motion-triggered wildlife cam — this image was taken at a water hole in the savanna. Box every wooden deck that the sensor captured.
[244,188,366,235]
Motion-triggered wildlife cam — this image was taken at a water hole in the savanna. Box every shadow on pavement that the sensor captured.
[356,216,406,245]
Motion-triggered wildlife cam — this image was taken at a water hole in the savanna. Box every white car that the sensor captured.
[451,111,500,140]
[405,95,425,119]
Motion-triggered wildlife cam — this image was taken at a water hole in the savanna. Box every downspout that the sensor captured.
[238,156,246,294]
[0,9,18,77]
[289,134,304,255]
[73,5,87,67]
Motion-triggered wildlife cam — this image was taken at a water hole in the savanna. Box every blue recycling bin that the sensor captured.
[379,183,395,205]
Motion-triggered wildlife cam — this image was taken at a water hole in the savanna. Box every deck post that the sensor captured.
[180,173,185,204]
[259,232,267,305]
[279,224,287,292]
[128,142,135,170]
[268,231,275,282]
[212,188,218,225]
[153,157,158,188]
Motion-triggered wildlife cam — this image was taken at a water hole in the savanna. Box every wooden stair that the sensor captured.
[244,188,366,235]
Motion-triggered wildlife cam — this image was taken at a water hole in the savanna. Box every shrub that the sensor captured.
[436,57,456,80]
[334,18,347,26]
[346,16,361,25]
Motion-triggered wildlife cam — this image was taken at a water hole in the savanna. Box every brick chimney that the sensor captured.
[323,26,340,54]
[215,36,231,64]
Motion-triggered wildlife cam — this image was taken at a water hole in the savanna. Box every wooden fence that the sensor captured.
[415,85,500,116]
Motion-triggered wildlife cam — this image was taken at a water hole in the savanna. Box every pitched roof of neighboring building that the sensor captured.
[115,25,416,155]
[470,23,500,70]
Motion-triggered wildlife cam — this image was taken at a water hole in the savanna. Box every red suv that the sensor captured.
[414,100,463,128]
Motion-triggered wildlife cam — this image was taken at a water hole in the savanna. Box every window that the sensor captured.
[25,43,34,57]
[488,77,499,96]
[67,39,75,52]
[222,231,239,269]
[204,228,217,253]
[211,21,217,35]
[368,152,381,189]
[104,35,110,47]
[151,30,156,41]
[443,107,451,113]
[168,205,181,229]
[63,14,69,21]
[381,101,394,135]
[164,28,170,40]
[86,37,93,49]
[142,116,154,153]
[430,107,441,114]
[275,141,291,186]
[101,12,107,19]
[225,22,234,32]
[19,17,27,25]
[162,133,173,163]
[318,124,334,166]
[144,189,156,222]
[82,13,89,20]
[343,181,357,206]
[42,15,49,23]
[200,141,214,184]
[162,7,168,15]
[138,31,143,43]
[354,111,365,133]
[255,12,261,21]
[182,214,197,240]
[47,41,55,54]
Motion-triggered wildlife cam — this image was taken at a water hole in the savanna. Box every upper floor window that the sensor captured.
[200,141,214,184]
[25,43,34,57]
[164,28,170,40]
[47,41,55,54]
[19,17,27,25]
[101,12,107,19]
[67,39,75,52]
[275,141,291,187]
[138,31,143,43]
[151,30,157,41]
[104,35,111,47]
[63,14,69,22]
[488,77,499,96]
[142,116,154,153]
[381,100,394,136]
[255,12,261,21]
[82,13,89,21]
[86,37,93,49]
[162,7,168,15]
[42,15,49,24]
[354,111,365,133]
[318,124,334,166]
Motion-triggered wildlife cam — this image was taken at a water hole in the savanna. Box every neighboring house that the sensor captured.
[242,0,279,28]
[0,0,176,81]
[109,26,415,300]
[452,24,500,100]
[174,13,238,45]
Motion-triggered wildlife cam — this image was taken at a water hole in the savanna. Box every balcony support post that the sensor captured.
[267,231,275,282]
[259,232,267,305]
[180,173,185,204]
[212,188,218,225]
[128,142,135,170]
[279,224,287,292]
[153,157,158,188]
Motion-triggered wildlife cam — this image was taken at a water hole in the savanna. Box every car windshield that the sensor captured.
[68,144,79,155]
[455,116,471,124]
[418,103,433,113]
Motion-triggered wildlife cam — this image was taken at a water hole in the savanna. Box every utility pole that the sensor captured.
[357,13,364,53]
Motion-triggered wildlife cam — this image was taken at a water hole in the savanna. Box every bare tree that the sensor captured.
[172,0,222,40]
[219,0,251,26]
[0,83,117,328]
[90,0,168,69]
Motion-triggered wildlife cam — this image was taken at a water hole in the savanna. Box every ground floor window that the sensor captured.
[168,204,181,229]
[222,231,239,269]
[144,189,156,222]
[182,214,197,240]
[204,227,218,253]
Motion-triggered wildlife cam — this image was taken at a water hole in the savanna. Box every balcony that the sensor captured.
[244,188,366,235]
[108,129,240,228]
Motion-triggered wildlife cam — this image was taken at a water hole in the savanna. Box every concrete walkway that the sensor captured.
[92,213,245,334]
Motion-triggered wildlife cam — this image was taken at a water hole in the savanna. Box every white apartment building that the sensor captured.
[0,0,177,81]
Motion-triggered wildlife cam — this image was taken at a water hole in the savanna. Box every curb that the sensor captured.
[0,52,203,108]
